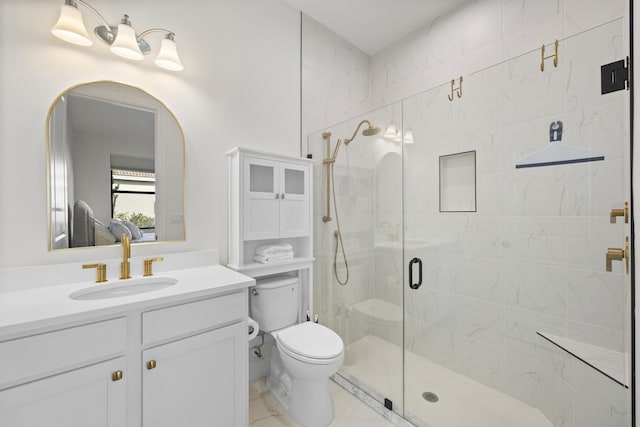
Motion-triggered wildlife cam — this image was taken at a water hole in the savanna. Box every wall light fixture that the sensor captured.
[51,0,184,71]
[384,124,414,144]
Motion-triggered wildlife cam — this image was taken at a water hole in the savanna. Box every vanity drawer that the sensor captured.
[0,317,126,388]
[142,291,246,346]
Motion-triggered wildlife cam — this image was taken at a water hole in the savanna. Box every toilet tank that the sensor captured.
[250,274,299,332]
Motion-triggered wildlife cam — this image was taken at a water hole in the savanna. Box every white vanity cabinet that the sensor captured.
[0,283,249,427]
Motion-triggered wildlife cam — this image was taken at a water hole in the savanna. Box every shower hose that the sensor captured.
[330,160,349,286]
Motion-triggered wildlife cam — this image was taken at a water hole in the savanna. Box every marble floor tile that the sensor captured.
[248,377,396,427]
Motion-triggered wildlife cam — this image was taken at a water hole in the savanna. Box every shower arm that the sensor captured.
[344,120,374,145]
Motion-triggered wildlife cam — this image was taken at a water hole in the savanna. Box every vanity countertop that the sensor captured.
[0,264,254,339]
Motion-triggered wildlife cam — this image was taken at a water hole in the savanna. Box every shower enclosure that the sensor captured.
[307,19,631,427]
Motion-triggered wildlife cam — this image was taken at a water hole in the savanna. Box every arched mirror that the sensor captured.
[47,81,185,250]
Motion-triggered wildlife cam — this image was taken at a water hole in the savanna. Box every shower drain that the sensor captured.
[422,392,439,403]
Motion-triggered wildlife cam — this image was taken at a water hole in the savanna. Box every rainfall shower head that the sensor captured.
[362,125,382,136]
[344,120,381,144]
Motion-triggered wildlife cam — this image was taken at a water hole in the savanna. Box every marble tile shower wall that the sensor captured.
[369,0,627,108]
[301,14,372,143]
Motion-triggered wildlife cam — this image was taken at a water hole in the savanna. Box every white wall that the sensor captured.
[0,0,301,267]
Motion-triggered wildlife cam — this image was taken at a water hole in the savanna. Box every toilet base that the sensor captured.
[266,347,336,427]
[289,378,334,427]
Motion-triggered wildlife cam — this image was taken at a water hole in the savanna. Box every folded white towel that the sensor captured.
[254,251,294,264]
[255,243,294,257]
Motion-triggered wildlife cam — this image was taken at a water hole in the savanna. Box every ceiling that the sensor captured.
[282,0,468,55]
[67,94,154,146]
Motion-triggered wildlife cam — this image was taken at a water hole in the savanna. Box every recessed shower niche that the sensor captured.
[439,150,476,212]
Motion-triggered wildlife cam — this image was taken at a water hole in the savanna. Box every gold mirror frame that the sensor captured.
[46,81,186,251]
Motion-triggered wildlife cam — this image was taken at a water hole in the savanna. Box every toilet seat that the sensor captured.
[275,322,343,363]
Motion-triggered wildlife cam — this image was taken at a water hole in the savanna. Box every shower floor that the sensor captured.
[341,335,552,427]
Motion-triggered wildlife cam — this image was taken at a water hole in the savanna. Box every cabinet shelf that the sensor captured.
[232,257,314,277]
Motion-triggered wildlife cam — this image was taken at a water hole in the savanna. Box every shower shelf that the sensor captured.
[537,332,628,388]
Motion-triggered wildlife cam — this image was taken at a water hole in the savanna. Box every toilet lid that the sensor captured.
[276,322,343,360]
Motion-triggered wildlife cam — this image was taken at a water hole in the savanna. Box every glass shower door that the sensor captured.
[308,104,406,417]
[402,20,631,427]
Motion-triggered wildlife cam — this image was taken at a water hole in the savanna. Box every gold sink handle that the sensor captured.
[143,257,164,276]
[83,263,107,283]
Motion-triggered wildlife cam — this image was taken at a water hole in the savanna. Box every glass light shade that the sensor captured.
[404,130,415,144]
[51,4,92,46]
[110,22,143,60]
[155,37,184,71]
[384,124,398,139]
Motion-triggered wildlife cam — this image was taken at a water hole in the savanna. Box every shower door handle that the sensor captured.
[409,257,422,290]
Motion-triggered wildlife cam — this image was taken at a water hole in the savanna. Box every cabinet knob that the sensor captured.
[147,360,157,370]
[275,193,280,199]
[111,370,124,381]
[281,193,285,199]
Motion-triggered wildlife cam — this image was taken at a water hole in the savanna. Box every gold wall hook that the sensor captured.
[541,39,559,72]
[610,202,629,224]
[447,76,463,101]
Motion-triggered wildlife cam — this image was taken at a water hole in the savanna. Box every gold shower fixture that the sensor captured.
[320,119,381,286]
[321,120,381,222]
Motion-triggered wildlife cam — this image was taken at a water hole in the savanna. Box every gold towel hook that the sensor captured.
[448,76,463,101]
[540,39,559,72]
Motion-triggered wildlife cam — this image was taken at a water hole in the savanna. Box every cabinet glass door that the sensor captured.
[244,157,279,240]
[280,162,309,238]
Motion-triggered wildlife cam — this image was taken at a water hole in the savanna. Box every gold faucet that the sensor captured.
[120,234,131,279]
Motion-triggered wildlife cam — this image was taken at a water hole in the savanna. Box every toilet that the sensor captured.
[250,275,344,427]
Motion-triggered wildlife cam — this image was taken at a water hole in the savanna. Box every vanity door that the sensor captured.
[0,357,126,427]
[142,322,247,427]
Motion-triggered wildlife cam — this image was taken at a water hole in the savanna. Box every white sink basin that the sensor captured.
[70,277,178,301]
